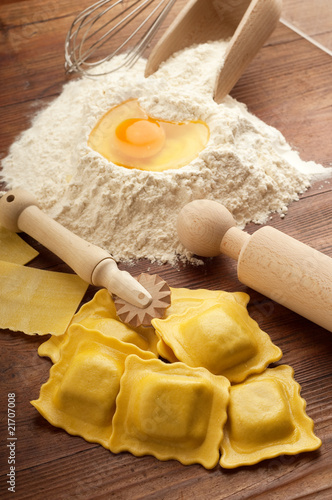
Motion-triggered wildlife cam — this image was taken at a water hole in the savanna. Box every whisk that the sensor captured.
[65,0,176,77]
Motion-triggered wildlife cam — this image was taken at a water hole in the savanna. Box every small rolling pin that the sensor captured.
[0,189,152,309]
[177,199,332,332]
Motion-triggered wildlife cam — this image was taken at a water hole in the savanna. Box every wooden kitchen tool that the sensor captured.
[145,0,282,103]
[114,273,171,327]
[177,199,332,332]
[0,189,170,327]
[65,0,177,77]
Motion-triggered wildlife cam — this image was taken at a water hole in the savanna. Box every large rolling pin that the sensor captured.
[177,199,332,332]
[0,189,152,308]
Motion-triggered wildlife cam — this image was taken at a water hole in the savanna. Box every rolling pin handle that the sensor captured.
[176,199,236,257]
[177,199,251,260]
[220,226,250,260]
[177,199,332,332]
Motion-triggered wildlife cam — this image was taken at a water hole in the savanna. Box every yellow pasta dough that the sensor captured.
[156,287,249,362]
[156,336,179,363]
[220,365,322,468]
[38,289,158,363]
[0,226,39,265]
[110,355,230,469]
[0,260,88,335]
[32,325,155,448]
[38,334,64,363]
[153,296,282,383]
[166,287,247,317]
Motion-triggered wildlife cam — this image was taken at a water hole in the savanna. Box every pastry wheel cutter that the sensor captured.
[0,189,171,327]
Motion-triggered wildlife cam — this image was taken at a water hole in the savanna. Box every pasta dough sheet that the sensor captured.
[0,226,39,265]
[0,260,88,335]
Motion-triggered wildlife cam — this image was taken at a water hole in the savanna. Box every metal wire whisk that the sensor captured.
[65,0,176,77]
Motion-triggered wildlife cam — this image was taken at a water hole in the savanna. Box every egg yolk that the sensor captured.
[88,99,210,172]
[115,118,166,159]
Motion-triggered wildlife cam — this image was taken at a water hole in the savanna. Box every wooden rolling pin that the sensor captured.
[177,199,332,332]
[0,189,152,309]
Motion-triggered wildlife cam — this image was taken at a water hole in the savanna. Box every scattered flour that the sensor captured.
[1,41,330,264]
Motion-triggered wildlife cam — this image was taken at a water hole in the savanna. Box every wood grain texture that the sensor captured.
[1,0,332,498]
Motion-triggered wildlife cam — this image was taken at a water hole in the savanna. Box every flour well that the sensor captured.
[1,41,330,264]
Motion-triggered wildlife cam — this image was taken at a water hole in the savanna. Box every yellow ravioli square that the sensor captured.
[0,260,88,335]
[220,365,322,468]
[180,304,257,371]
[156,287,249,362]
[0,226,39,264]
[133,375,212,446]
[153,297,281,383]
[32,325,155,448]
[38,289,158,362]
[110,355,230,469]
[229,379,295,446]
[55,347,121,427]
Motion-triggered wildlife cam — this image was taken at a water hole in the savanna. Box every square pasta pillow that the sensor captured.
[156,287,249,363]
[32,325,155,448]
[220,365,322,468]
[153,296,282,383]
[110,355,230,469]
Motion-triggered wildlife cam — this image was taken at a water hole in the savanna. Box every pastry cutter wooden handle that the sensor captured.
[0,189,170,326]
[177,199,332,332]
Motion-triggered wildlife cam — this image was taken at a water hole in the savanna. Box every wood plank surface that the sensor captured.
[0,1,332,499]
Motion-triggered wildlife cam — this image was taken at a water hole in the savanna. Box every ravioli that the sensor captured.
[110,355,230,469]
[156,287,249,362]
[38,289,158,363]
[28,285,321,470]
[153,296,282,382]
[220,365,322,468]
[32,325,155,448]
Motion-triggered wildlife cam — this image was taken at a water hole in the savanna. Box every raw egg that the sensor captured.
[88,99,210,172]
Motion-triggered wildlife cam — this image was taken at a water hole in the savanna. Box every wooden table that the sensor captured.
[1,1,331,498]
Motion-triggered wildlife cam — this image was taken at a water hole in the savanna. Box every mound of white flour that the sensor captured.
[1,41,330,264]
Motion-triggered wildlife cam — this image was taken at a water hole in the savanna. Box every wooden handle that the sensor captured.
[177,200,332,332]
[0,189,111,283]
[0,189,151,308]
[145,0,229,77]
[214,0,282,102]
[145,0,281,103]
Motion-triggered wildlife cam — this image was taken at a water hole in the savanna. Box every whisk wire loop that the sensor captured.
[65,0,176,77]
[78,0,152,64]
